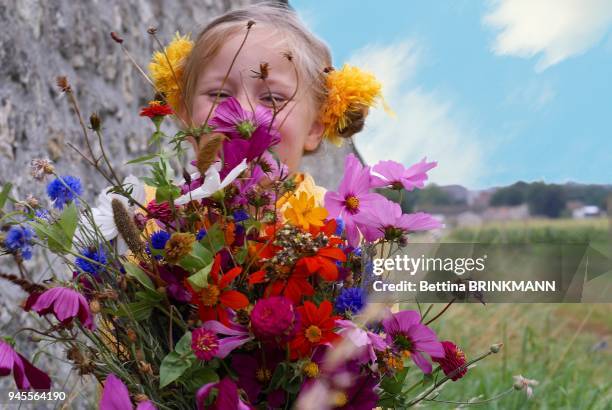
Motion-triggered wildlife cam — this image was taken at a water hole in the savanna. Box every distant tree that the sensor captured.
[415,184,457,207]
[526,183,565,218]
[490,181,528,206]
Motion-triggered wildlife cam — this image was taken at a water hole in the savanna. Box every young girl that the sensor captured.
[150,1,384,185]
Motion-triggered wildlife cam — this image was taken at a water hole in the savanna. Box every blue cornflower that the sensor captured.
[75,246,107,276]
[46,175,82,209]
[233,209,249,222]
[4,225,35,260]
[335,287,366,315]
[196,229,207,241]
[335,217,345,235]
[34,209,51,221]
[150,230,171,250]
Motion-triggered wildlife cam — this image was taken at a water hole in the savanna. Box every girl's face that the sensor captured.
[191,26,324,172]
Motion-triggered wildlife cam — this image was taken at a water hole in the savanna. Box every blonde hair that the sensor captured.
[181,2,332,122]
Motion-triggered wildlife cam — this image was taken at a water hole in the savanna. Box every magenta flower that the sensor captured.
[359,199,442,242]
[30,287,95,330]
[196,377,251,410]
[231,350,285,406]
[336,320,388,364]
[382,310,444,374]
[324,154,387,246]
[191,328,220,361]
[371,158,436,190]
[210,97,280,176]
[200,320,252,359]
[250,296,299,343]
[0,339,51,390]
[100,373,157,410]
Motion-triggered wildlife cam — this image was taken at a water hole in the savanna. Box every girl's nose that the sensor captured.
[234,92,254,112]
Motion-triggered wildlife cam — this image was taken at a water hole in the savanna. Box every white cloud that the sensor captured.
[349,42,485,187]
[506,80,556,111]
[484,0,612,71]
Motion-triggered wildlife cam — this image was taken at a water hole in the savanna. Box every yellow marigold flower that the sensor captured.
[149,32,193,111]
[164,232,195,263]
[321,64,385,145]
[284,192,328,230]
[277,173,326,211]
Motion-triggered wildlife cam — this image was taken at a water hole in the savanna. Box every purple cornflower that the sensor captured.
[335,287,366,315]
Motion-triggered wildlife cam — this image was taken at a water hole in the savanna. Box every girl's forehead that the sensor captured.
[201,28,295,83]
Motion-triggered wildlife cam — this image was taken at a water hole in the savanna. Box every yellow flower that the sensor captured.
[164,232,196,263]
[284,192,328,230]
[321,64,386,145]
[149,32,193,111]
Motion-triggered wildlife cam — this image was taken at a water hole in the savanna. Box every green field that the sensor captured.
[405,218,611,409]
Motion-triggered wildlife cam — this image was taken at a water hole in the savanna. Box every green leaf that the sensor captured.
[379,368,408,395]
[201,224,225,254]
[124,262,156,292]
[159,332,194,388]
[175,331,193,355]
[57,202,78,247]
[0,183,12,209]
[180,365,219,392]
[179,242,213,273]
[114,301,153,321]
[234,247,248,264]
[135,290,164,303]
[30,220,68,254]
[187,261,213,289]
[126,153,158,165]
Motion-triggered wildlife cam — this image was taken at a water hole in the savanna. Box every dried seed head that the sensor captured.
[111,198,145,255]
[164,232,196,263]
[196,133,225,175]
[110,31,124,44]
[56,76,71,93]
[147,26,157,35]
[30,158,55,180]
[89,299,101,314]
[26,195,40,209]
[127,328,138,343]
[251,62,269,80]
[323,66,335,74]
[89,113,101,132]
[282,51,293,61]
[134,394,150,403]
[138,361,153,375]
[247,20,256,29]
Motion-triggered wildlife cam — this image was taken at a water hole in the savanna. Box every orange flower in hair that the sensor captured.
[320,64,387,146]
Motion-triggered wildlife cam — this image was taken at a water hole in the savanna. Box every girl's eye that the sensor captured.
[260,93,286,106]
[207,91,231,99]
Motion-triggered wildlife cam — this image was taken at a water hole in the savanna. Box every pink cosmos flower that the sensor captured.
[336,319,388,363]
[324,154,387,246]
[100,373,157,410]
[200,320,252,359]
[382,310,445,374]
[30,287,95,330]
[359,199,443,242]
[209,97,281,176]
[196,377,251,410]
[0,339,51,390]
[371,158,436,190]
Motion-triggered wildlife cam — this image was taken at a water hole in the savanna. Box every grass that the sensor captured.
[402,218,611,409]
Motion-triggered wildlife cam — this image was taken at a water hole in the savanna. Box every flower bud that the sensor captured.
[89,113,101,132]
[127,328,138,343]
[490,343,503,353]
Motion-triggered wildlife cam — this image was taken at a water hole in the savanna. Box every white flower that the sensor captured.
[174,159,247,206]
[78,175,145,255]
[513,375,539,398]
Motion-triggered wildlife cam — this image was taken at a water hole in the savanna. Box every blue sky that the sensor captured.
[291,0,612,189]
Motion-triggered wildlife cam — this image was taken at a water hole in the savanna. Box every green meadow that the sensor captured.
[403,218,611,409]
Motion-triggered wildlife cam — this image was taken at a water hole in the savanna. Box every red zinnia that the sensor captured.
[186,254,249,325]
[432,340,467,381]
[139,100,173,118]
[289,300,341,360]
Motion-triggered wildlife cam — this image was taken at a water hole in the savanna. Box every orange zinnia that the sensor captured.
[186,254,248,325]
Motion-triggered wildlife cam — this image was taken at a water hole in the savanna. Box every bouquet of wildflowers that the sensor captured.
[0,26,514,410]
